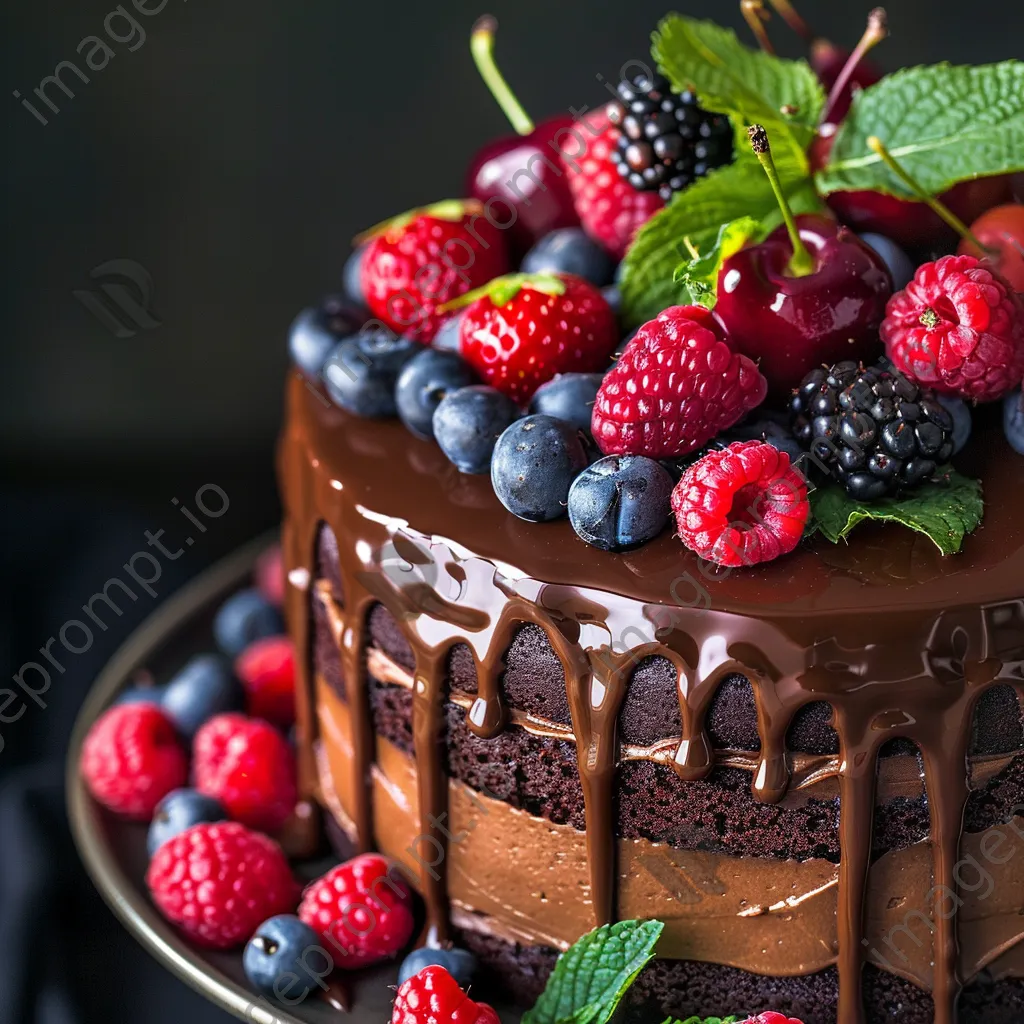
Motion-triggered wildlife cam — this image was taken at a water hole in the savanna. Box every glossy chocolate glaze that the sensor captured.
[279,372,1024,1024]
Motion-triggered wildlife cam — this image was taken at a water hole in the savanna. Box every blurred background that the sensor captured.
[1,1,1021,1021]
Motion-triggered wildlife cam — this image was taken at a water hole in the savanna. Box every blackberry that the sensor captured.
[790,360,955,502]
[607,72,732,202]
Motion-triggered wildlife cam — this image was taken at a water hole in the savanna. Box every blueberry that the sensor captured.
[398,946,477,988]
[937,394,972,454]
[323,329,420,418]
[520,228,616,286]
[1005,390,1024,455]
[342,244,368,306]
[433,313,464,353]
[288,295,366,378]
[115,685,165,706]
[491,416,590,522]
[602,284,622,314]
[529,374,604,434]
[568,455,674,551]
[859,232,916,291]
[244,915,324,1000]
[433,386,520,474]
[722,412,806,463]
[213,589,284,657]
[162,653,245,738]
[395,348,478,440]
[147,789,226,857]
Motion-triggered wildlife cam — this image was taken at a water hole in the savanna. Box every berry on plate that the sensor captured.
[146,821,299,949]
[213,589,284,658]
[396,348,479,440]
[323,329,420,417]
[299,854,414,969]
[457,273,618,403]
[161,652,245,739]
[288,296,365,379]
[490,415,590,522]
[520,228,616,287]
[671,441,810,568]
[528,373,605,434]
[398,946,478,988]
[234,636,296,727]
[568,454,675,551]
[360,201,509,343]
[591,305,766,459]
[737,1013,806,1024]
[193,713,297,833]
[881,253,1024,402]
[859,232,915,291]
[433,385,521,474]
[147,788,226,857]
[81,703,187,820]
[391,965,500,1024]
[243,914,324,1000]
[1005,390,1024,455]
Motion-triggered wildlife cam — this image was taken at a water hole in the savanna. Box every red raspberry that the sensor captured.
[234,636,296,727]
[738,1014,806,1024]
[81,703,187,821]
[459,273,618,402]
[391,965,501,1024]
[254,544,284,606]
[591,305,767,459]
[146,821,299,949]
[361,203,509,343]
[671,441,809,568]
[299,854,415,968]
[881,253,1024,402]
[193,713,296,832]
[565,106,664,258]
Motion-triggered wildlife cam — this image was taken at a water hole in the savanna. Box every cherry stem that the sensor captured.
[765,0,813,40]
[819,8,888,126]
[471,16,534,136]
[865,136,991,254]
[741,0,775,54]
[748,124,815,277]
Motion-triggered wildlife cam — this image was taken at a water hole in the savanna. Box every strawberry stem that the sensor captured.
[741,0,775,54]
[748,124,815,277]
[438,273,566,313]
[470,16,534,137]
[819,8,888,126]
[865,136,991,254]
[355,200,482,245]
[765,0,813,40]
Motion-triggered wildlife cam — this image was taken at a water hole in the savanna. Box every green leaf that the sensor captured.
[808,470,984,555]
[653,15,824,169]
[440,272,566,313]
[523,920,663,1024]
[815,61,1024,197]
[673,216,760,309]
[620,161,822,328]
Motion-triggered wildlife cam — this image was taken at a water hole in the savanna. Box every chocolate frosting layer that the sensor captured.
[279,374,1024,1024]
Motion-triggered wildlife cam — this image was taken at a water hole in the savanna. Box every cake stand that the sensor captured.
[66,533,516,1024]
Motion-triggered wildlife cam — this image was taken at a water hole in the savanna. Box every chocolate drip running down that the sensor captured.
[279,375,1024,1024]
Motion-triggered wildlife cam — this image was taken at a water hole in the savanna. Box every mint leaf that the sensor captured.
[808,470,983,555]
[620,162,822,327]
[523,920,663,1024]
[653,15,824,168]
[673,216,759,309]
[816,61,1024,197]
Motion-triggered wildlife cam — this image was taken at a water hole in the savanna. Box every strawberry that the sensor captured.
[565,106,664,259]
[455,273,618,403]
[360,201,509,344]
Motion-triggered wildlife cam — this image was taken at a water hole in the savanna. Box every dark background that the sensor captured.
[1,1,1021,1021]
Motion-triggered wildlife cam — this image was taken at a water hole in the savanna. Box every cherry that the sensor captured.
[465,17,579,259]
[957,204,1024,292]
[713,125,891,398]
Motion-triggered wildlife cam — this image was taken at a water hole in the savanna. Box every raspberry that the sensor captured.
[591,305,767,459]
[193,713,296,832]
[81,703,187,820]
[234,636,296,727]
[391,965,501,1024]
[299,854,415,968]
[254,544,285,606]
[881,253,1024,402]
[671,441,810,567]
[146,821,299,949]
[737,1014,806,1024]
[566,106,664,259]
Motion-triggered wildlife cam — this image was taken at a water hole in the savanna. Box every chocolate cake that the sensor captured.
[279,374,1024,1024]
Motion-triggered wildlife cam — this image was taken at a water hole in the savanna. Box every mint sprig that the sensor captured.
[807,469,983,555]
[523,920,663,1024]
[815,61,1024,197]
[673,216,759,309]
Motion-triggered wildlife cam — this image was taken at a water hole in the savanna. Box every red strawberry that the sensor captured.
[565,106,664,259]
[457,273,618,402]
[361,201,509,343]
